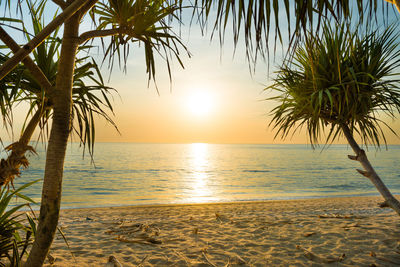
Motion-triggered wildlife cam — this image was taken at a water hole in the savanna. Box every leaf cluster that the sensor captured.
[90,0,189,83]
[0,180,38,267]
[0,0,118,156]
[0,0,397,68]
[193,0,393,64]
[267,22,400,147]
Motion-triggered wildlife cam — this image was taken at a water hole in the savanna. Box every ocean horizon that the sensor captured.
[6,143,400,209]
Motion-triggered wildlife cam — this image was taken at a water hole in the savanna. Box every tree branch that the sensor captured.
[52,0,67,9]
[79,28,121,44]
[394,0,400,14]
[0,26,52,94]
[0,0,90,81]
[79,27,141,44]
[385,0,400,14]
[78,0,98,19]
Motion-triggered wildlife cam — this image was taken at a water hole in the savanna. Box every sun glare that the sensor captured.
[186,90,214,117]
[188,143,213,202]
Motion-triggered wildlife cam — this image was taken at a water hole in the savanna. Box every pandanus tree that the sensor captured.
[0,51,115,182]
[0,2,116,187]
[0,1,189,265]
[0,0,400,266]
[267,23,400,215]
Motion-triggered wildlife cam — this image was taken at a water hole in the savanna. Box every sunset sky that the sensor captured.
[93,28,279,144]
[88,13,400,145]
[4,2,400,145]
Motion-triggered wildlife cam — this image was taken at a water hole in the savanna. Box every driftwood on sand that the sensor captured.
[105,255,122,267]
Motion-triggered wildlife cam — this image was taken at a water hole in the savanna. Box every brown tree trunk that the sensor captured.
[341,123,400,215]
[25,12,80,267]
[0,107,43,186]
[393,0,400,14]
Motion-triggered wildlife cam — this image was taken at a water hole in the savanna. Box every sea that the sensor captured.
[6,143,400,209]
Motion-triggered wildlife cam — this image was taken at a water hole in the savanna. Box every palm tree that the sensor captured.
[267,22,400,215]
[11,1,188,265]
[0,2,116,187]
[0,5,118,264]
[0,1,399,266]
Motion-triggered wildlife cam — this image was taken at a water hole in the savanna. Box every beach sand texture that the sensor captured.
[44,196,400,266]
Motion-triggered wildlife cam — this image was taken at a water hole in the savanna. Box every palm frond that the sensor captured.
[0,52,25,135]
[0,1,118,159]
[0,180,38,266]
[71,58,119,158]
[267,22,400,148]
[194,0,395,64]
[89,0,190,83]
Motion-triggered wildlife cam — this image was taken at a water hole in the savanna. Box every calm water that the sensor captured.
[6,143,400,208]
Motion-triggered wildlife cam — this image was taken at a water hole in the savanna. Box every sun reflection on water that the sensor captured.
[188,143,214,202]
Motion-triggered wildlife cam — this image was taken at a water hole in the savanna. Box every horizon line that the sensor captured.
[2,140,400,146]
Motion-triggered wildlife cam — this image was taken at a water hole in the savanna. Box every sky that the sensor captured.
[2,1,400,145]
[92,28,279,144]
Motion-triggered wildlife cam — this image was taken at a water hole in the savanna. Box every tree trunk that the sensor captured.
[393,0,400,14]
[341,123,400,215]
[25,13,80,267]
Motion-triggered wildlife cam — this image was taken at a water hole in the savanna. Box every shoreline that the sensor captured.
[49,193,390,211]
[63,194,384,210]
[41,196,400,266]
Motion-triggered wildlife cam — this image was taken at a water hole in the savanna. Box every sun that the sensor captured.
[186,90,214,117]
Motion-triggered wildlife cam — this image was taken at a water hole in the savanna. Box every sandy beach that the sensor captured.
[42,196,400,266]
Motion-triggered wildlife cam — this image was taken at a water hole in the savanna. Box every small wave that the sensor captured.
[135,198,153,201]
[242,169,270,173]
[154,189,165,192]
[81,187,118,192]
[318,184,357,190]
[331,166,345,170]
[146,169,162,172]
[90,191,114,195]
[64,169,97,173]
[143,169,176,173]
